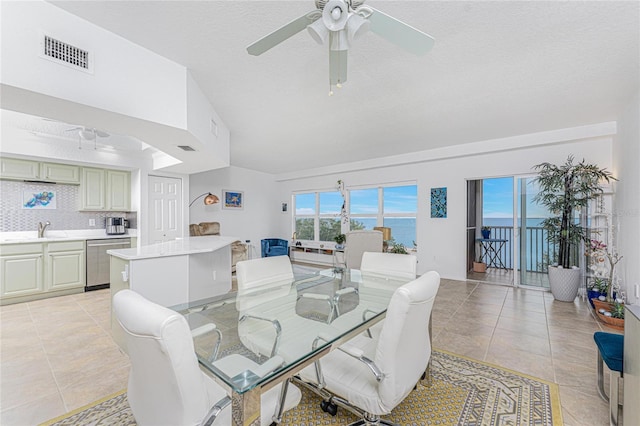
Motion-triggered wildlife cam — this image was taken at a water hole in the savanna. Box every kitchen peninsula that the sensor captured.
[108,235,237,349]
[108,235,237,306]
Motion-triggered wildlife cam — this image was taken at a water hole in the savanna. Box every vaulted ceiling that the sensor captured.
[40,1,640,174]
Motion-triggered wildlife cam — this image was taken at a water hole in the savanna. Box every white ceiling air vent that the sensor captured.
[177,145,196,151]
[41,34,92,73]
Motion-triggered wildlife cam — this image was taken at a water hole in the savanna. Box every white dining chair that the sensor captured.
[295,271,441,425]
[113,289,301,426]
[360,252,417,280]
[235,256,334,362]
[344,230,383,269]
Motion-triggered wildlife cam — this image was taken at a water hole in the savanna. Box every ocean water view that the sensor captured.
[352,218,416,248]
[348,218,548,250]
[483,217,546,228]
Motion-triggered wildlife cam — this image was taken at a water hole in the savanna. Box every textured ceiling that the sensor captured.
[48,1,639,174]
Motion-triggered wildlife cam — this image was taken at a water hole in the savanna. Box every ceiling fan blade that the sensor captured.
[329,49,348,86]
[247,11,320,56]
[94,129,109,138]
[368,7,435,56]
[64,127,82,132]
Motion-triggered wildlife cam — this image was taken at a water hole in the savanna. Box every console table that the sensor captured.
[476,238,508,269]
[289,241,337,266]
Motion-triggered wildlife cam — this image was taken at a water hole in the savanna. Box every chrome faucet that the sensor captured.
[38,221,51,238]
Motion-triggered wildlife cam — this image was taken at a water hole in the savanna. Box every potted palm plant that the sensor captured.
[532,155,615,301]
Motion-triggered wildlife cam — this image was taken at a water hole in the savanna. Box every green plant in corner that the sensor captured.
[533,155,615,269]
[532,155,615,302]
[610,302,625,319]
[388,238,408,254]
[333,234,346,245]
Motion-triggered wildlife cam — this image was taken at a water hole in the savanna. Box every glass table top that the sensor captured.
[171,268,411,393]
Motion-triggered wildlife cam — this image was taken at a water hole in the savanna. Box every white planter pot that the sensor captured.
[548,266,581,302]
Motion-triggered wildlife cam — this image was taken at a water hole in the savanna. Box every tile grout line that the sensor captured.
[25,301,70,413]
[543,292,558,385]
[483,284,509,362]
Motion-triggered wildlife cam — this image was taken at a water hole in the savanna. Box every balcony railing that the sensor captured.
[487,226,579,273]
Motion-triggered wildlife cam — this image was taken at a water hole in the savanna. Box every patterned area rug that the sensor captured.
[41,350,561,426]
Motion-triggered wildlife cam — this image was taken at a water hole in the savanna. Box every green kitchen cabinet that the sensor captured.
[47,241,85,291]
[0,244,44,298]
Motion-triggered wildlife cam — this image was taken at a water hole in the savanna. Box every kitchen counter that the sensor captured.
[106,235,235,260]
[109,235,236,348]
[0,229,137,244]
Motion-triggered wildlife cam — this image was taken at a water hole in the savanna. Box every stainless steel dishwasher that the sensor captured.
[86,238,131,291]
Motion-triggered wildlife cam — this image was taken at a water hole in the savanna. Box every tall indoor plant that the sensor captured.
[532,155,615,301]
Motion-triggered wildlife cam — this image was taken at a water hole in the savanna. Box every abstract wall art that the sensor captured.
[22,190,56,209]
[430,187,447,218]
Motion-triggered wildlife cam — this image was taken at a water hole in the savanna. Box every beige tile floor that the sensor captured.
[0,279,621,425]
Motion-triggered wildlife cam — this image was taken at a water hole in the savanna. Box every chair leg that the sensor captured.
[346,414,398,426]
[609,370,620,426]
[271,378,291,424]
[597,351,609,403]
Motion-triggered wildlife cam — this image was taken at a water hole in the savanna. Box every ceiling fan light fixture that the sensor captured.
[329,30,349,51]
[322,0,349,31]
[307,18,329,45]
[346,12,370,43]
[79,129,96,140]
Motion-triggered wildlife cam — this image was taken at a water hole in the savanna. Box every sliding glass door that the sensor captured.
[516,176,550,288]
[467,175,552,288]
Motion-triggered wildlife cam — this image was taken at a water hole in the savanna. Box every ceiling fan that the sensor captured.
[65,126,110,149]
[246,0,435,94]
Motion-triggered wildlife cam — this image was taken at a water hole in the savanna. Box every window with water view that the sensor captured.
[294,184,417,250]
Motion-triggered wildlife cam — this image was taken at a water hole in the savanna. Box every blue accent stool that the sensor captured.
[593,331,624,425]
[261,239,289,258]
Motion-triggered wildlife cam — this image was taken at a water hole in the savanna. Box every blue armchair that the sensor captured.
[261,238,289,258]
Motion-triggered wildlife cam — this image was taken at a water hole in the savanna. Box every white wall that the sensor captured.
[189,166,279,259]
[1,1,230,175]
[613,92,640,305]
[275,128,614,279]
[1,1,186,128]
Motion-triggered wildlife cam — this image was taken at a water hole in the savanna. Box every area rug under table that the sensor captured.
[40,350,562,426]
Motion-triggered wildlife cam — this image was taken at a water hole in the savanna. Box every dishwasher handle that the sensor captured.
[87,241,130,247]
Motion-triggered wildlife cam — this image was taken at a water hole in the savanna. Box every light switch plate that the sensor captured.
[89,219,95,226]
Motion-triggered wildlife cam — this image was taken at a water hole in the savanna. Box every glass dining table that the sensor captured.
[171,268,414,426]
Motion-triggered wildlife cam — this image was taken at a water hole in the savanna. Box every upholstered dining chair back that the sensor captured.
[375,271,440,411]
[113,289,214,426]
[360,252,417,280]
[236,255,294,291]
[114,289,303,426]
[345,230,383,269]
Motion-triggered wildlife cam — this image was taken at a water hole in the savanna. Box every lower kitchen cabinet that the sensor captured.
[0,241,86,305]
[0,244,44,298]
[47,241,85,291]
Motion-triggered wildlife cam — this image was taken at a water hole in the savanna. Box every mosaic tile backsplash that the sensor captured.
[0,180,136,232]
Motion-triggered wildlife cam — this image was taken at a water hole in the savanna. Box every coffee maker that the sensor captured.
[106,217,126,235]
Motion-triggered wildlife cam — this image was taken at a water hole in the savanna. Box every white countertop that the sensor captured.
[0,229,137,244]
[107,235,237,260]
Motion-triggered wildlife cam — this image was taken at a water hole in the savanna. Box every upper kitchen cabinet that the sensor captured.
[0,157,39,180]
[0,157,80,184]
[80,167,131,211]
[40,162,80,184]
[107,170,131,211]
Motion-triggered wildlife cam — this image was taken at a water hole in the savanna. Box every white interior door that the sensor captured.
[148,175,182,244]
